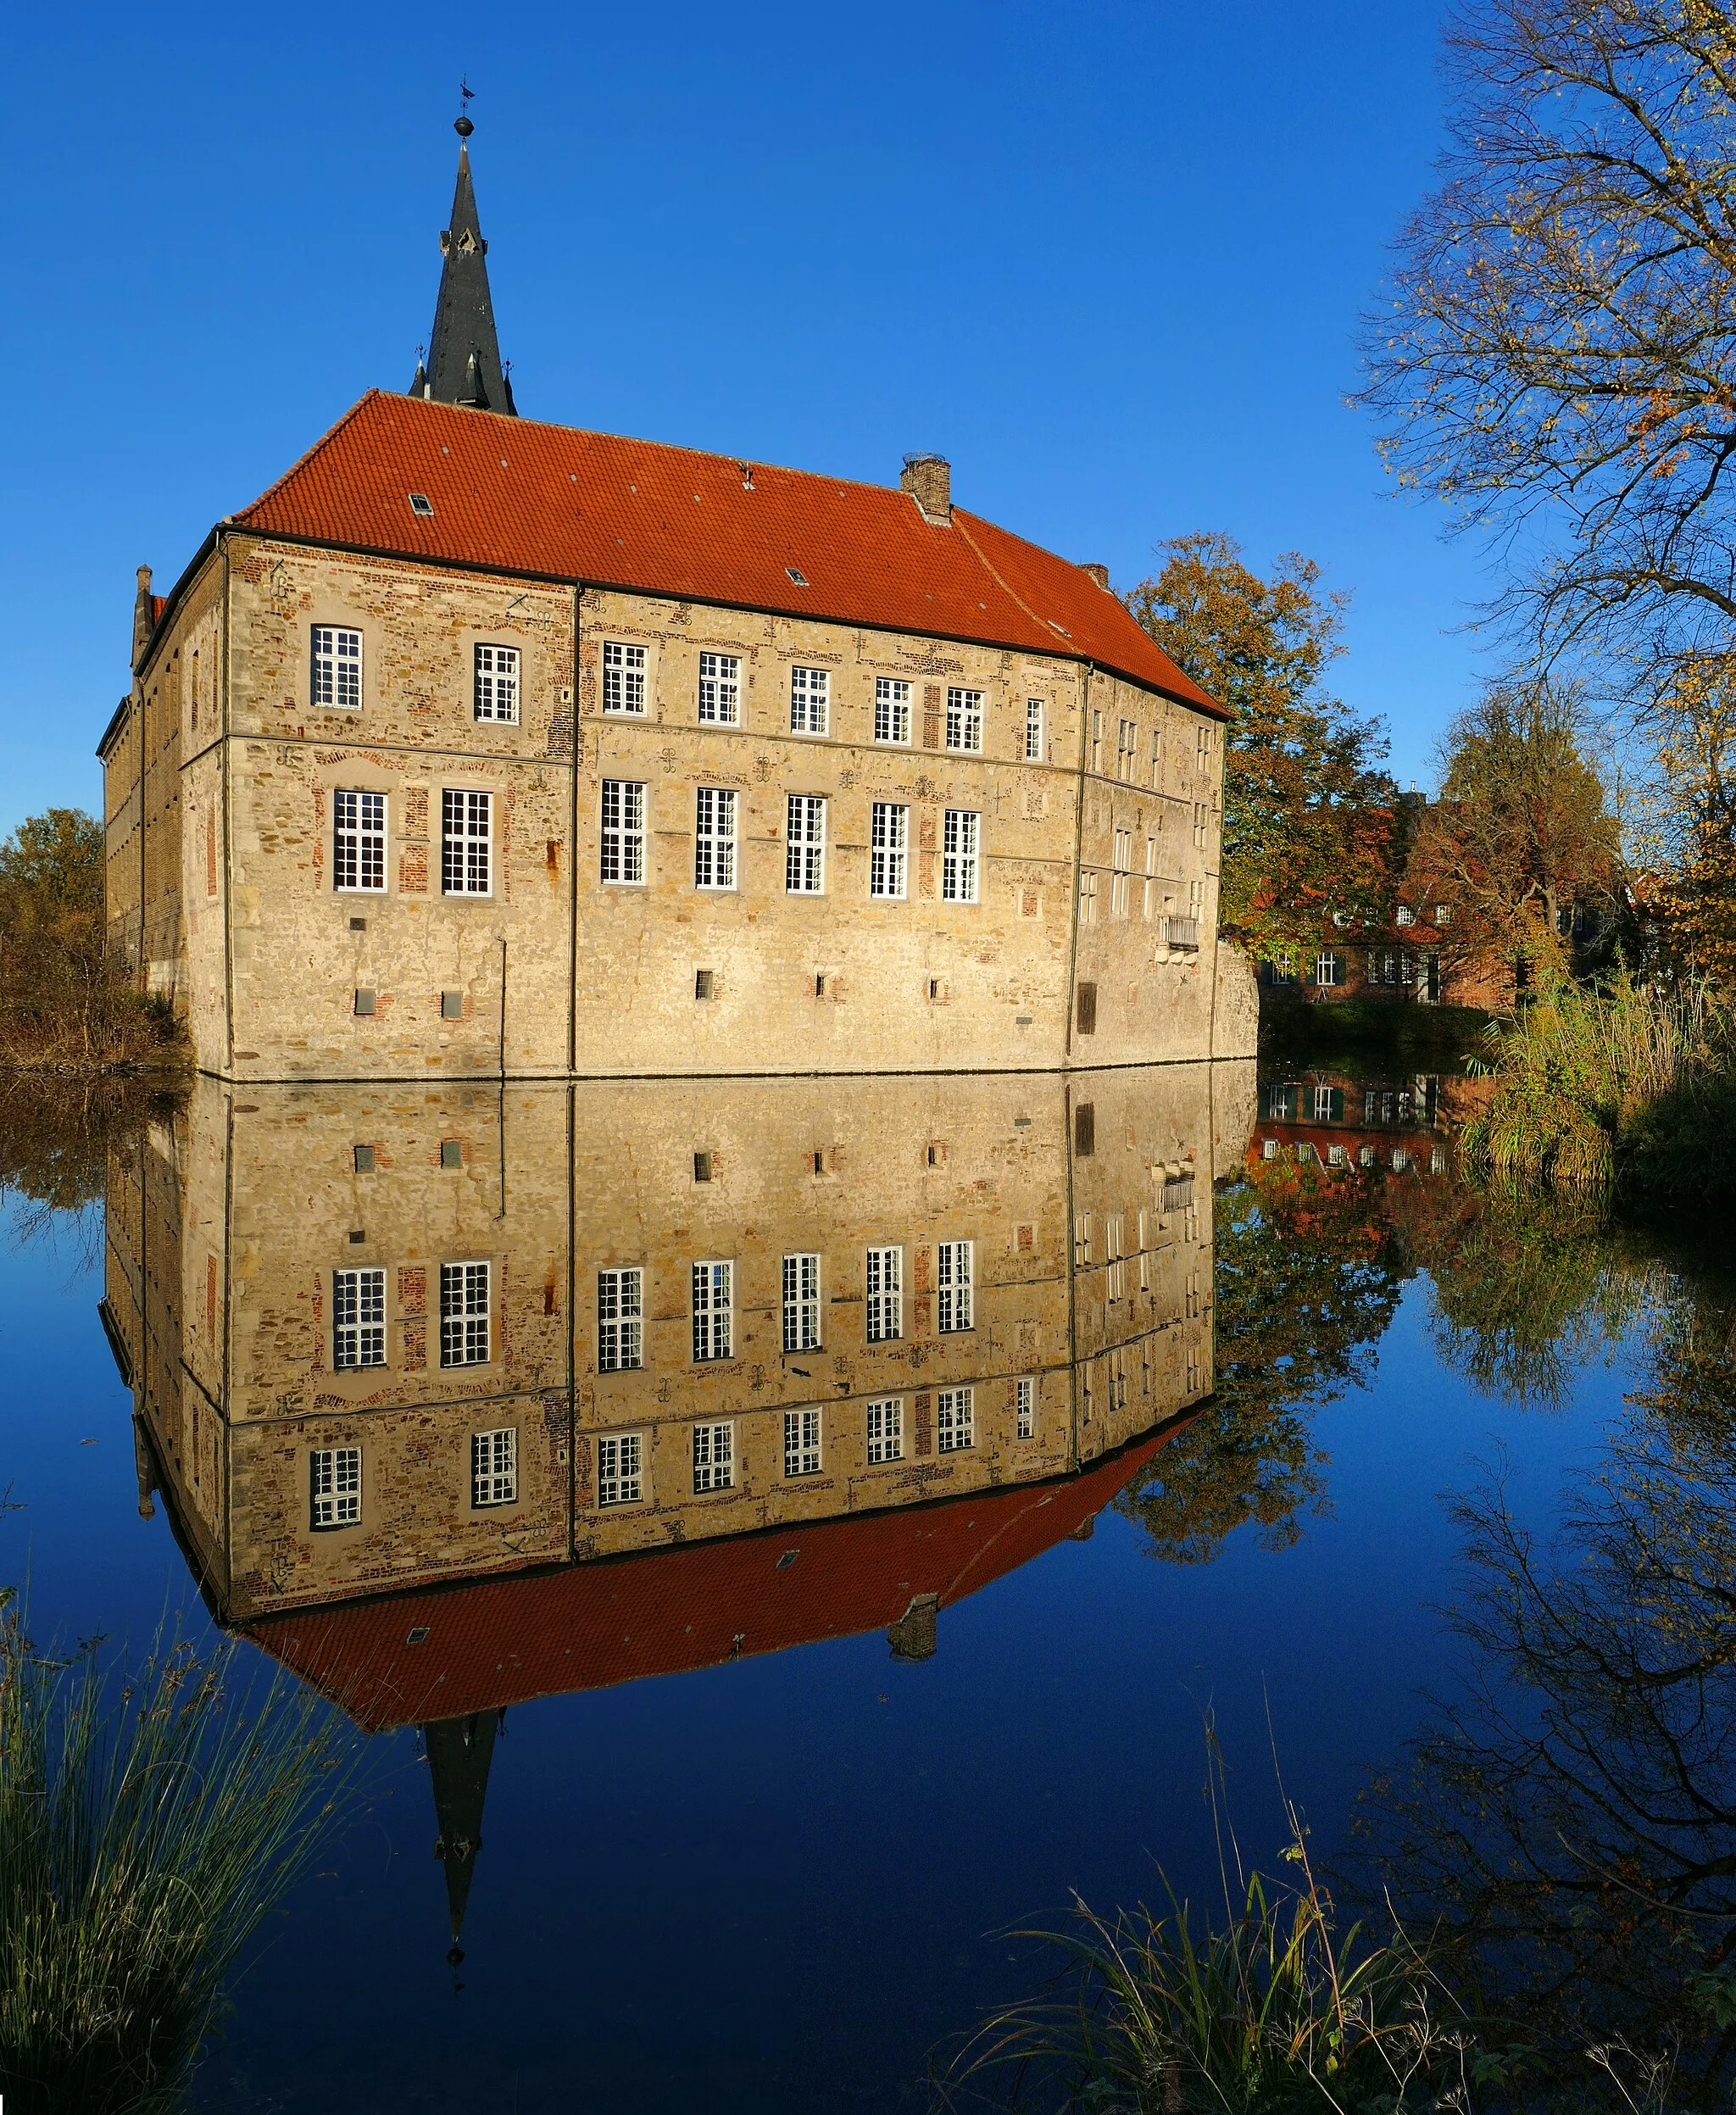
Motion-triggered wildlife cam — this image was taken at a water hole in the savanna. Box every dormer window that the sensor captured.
[1395,904,1415,927]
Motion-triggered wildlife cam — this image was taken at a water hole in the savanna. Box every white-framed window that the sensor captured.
[1395,904,1415,927]
[782,1253,821,1353]
[1015,1376,1036,1439]
[442,789,492,896]
[698,652,741,726]
[312,626,362,711]
[865,1245,903,1343]
[601,780,646,884]
[1189,878,1205,922]
[945,687,984,753]
[789,665,829,736]
[1106,1216,1126,1303]
[1194,803,1209,850]
[333,791,387,893]
[1025,699,1044,761]
[694,787,737,890]
[786,794,826,893]
[1435,904,1452,925]
[692,1261,733,1362]
[1313,1083,1337,1121]
[937,1387,975,1452]
[784,1406,822,1478]
[473,643,520,723]
[866,1397,904,1462]
[875,677,912,744]
[937,1239,973,1333]
[597,1431,643,1506]
[1116,719,1138,781]
[1392,1148,1410,1172]
[1079,870,1098,923]
[439,1261,491,1366]
[942,810,979,903]
[1143,835,1158,918]
[1090,710,1104,774]
[693,1420,734,1493]
[471,1426,517,1507]
[1327,1144,1348,1167]
[310,1444,361,1528]
[870,803,908,899]
[1316,950,1340,988]
[1111,828,1132,918]
[331,1266,386,1369]
[598,1267,643,1372]
[1272,950,1296,984]
[603,641,648,715]
[1074,1211,1092,1266]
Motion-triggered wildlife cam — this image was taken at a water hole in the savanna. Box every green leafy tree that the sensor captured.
[0,808,103,955]
[1124,533,1399,958]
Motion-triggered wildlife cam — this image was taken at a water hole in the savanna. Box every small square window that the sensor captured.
[441,990,464,1020]
[353,1144,376,1173]
[353,988,376,1016]
[348,916,367,932]
[694,969,715,1000]
[440,1139,463,1169]
[409,492,435,516]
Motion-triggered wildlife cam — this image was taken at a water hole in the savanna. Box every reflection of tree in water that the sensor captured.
[0,1076,178,1259]
[1393,1177,1645,1411]
[1117,1157,1408,1563]
[1364,1273,1736,2104]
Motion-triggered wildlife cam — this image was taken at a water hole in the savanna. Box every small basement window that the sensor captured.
[693,1151,714,1183]
[409,493,434,516]
[694,969,715,1000]
[440,1140,463,1169]
[353,1145,376,1173]
[441,991,464,1019]
[353,988,376,1017]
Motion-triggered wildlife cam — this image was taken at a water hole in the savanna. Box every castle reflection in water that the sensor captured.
[102,1064,1252,1946]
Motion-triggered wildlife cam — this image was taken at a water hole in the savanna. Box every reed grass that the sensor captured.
[0,1591,359,2115]
[1458,972,1736,1203]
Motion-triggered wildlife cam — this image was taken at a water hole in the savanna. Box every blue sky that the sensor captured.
[3,0,1491,836]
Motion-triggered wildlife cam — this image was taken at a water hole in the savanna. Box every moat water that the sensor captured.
[2,1042,1732,2112]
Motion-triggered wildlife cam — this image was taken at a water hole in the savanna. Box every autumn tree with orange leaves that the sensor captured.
[1124,532,1400,959]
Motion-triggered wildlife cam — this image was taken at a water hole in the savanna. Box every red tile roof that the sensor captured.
[231,392,1222,715]
[244,1428,1173,1729]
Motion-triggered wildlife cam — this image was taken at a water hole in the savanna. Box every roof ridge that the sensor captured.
[232,390,386,525]
[387,389,909,501]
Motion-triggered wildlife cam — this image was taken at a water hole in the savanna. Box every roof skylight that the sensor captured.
[409,493,434,516]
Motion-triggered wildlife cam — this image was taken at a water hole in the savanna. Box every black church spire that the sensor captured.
[425,1710,502,1961]
[413,111,516,416]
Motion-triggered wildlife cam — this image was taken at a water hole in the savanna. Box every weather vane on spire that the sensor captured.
[456,76,474,139]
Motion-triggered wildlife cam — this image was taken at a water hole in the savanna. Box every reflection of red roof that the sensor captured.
[229,392,1221,715]
[245,1429,1176,1729]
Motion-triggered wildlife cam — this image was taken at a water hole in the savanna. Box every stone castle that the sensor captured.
[98,119,1251,1079]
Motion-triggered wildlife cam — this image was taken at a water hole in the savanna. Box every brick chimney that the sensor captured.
[132,565,155,671]
[1080,563,1110,590]
[900,454,951,525]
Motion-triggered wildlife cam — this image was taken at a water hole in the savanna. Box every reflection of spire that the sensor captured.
[425,1709,501,1962]
[131,1416,158,1520]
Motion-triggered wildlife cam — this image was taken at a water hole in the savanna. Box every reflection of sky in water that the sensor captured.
[0,1088,1649,2115]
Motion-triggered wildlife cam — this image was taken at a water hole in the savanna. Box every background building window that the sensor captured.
[1116,719,1138,780]
[789,665,829,735]
[440,1261,491,1366]
[942,810,979,903]
[603,641,647,714]
[312,626,362,711]
[786,795,826,893]
[473,643,520,722]
[937,1239,973,1333]
[945,687,983,752]
[866,1397,904,1462]
[782,1253,821,1353]
[601,780,646,883]
[333,791,386,893]
[692,1421,734,1493]
[784,1406,822,1478]
[310,1445,361,1528]
[698,651,740,725]
[870,803,908,899]
[937,1387,974,1452]
[1316,949,1341,987]
[598,1433,643,1506]
[597,1267,643,1372]
[694,787,737,889]
[865,1245,902,1342]
[442,790,492,896]
[692,1261,733,1362]
[471,1427,517,1506]
[875,677,912,744]
[332,1267,386,1369]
